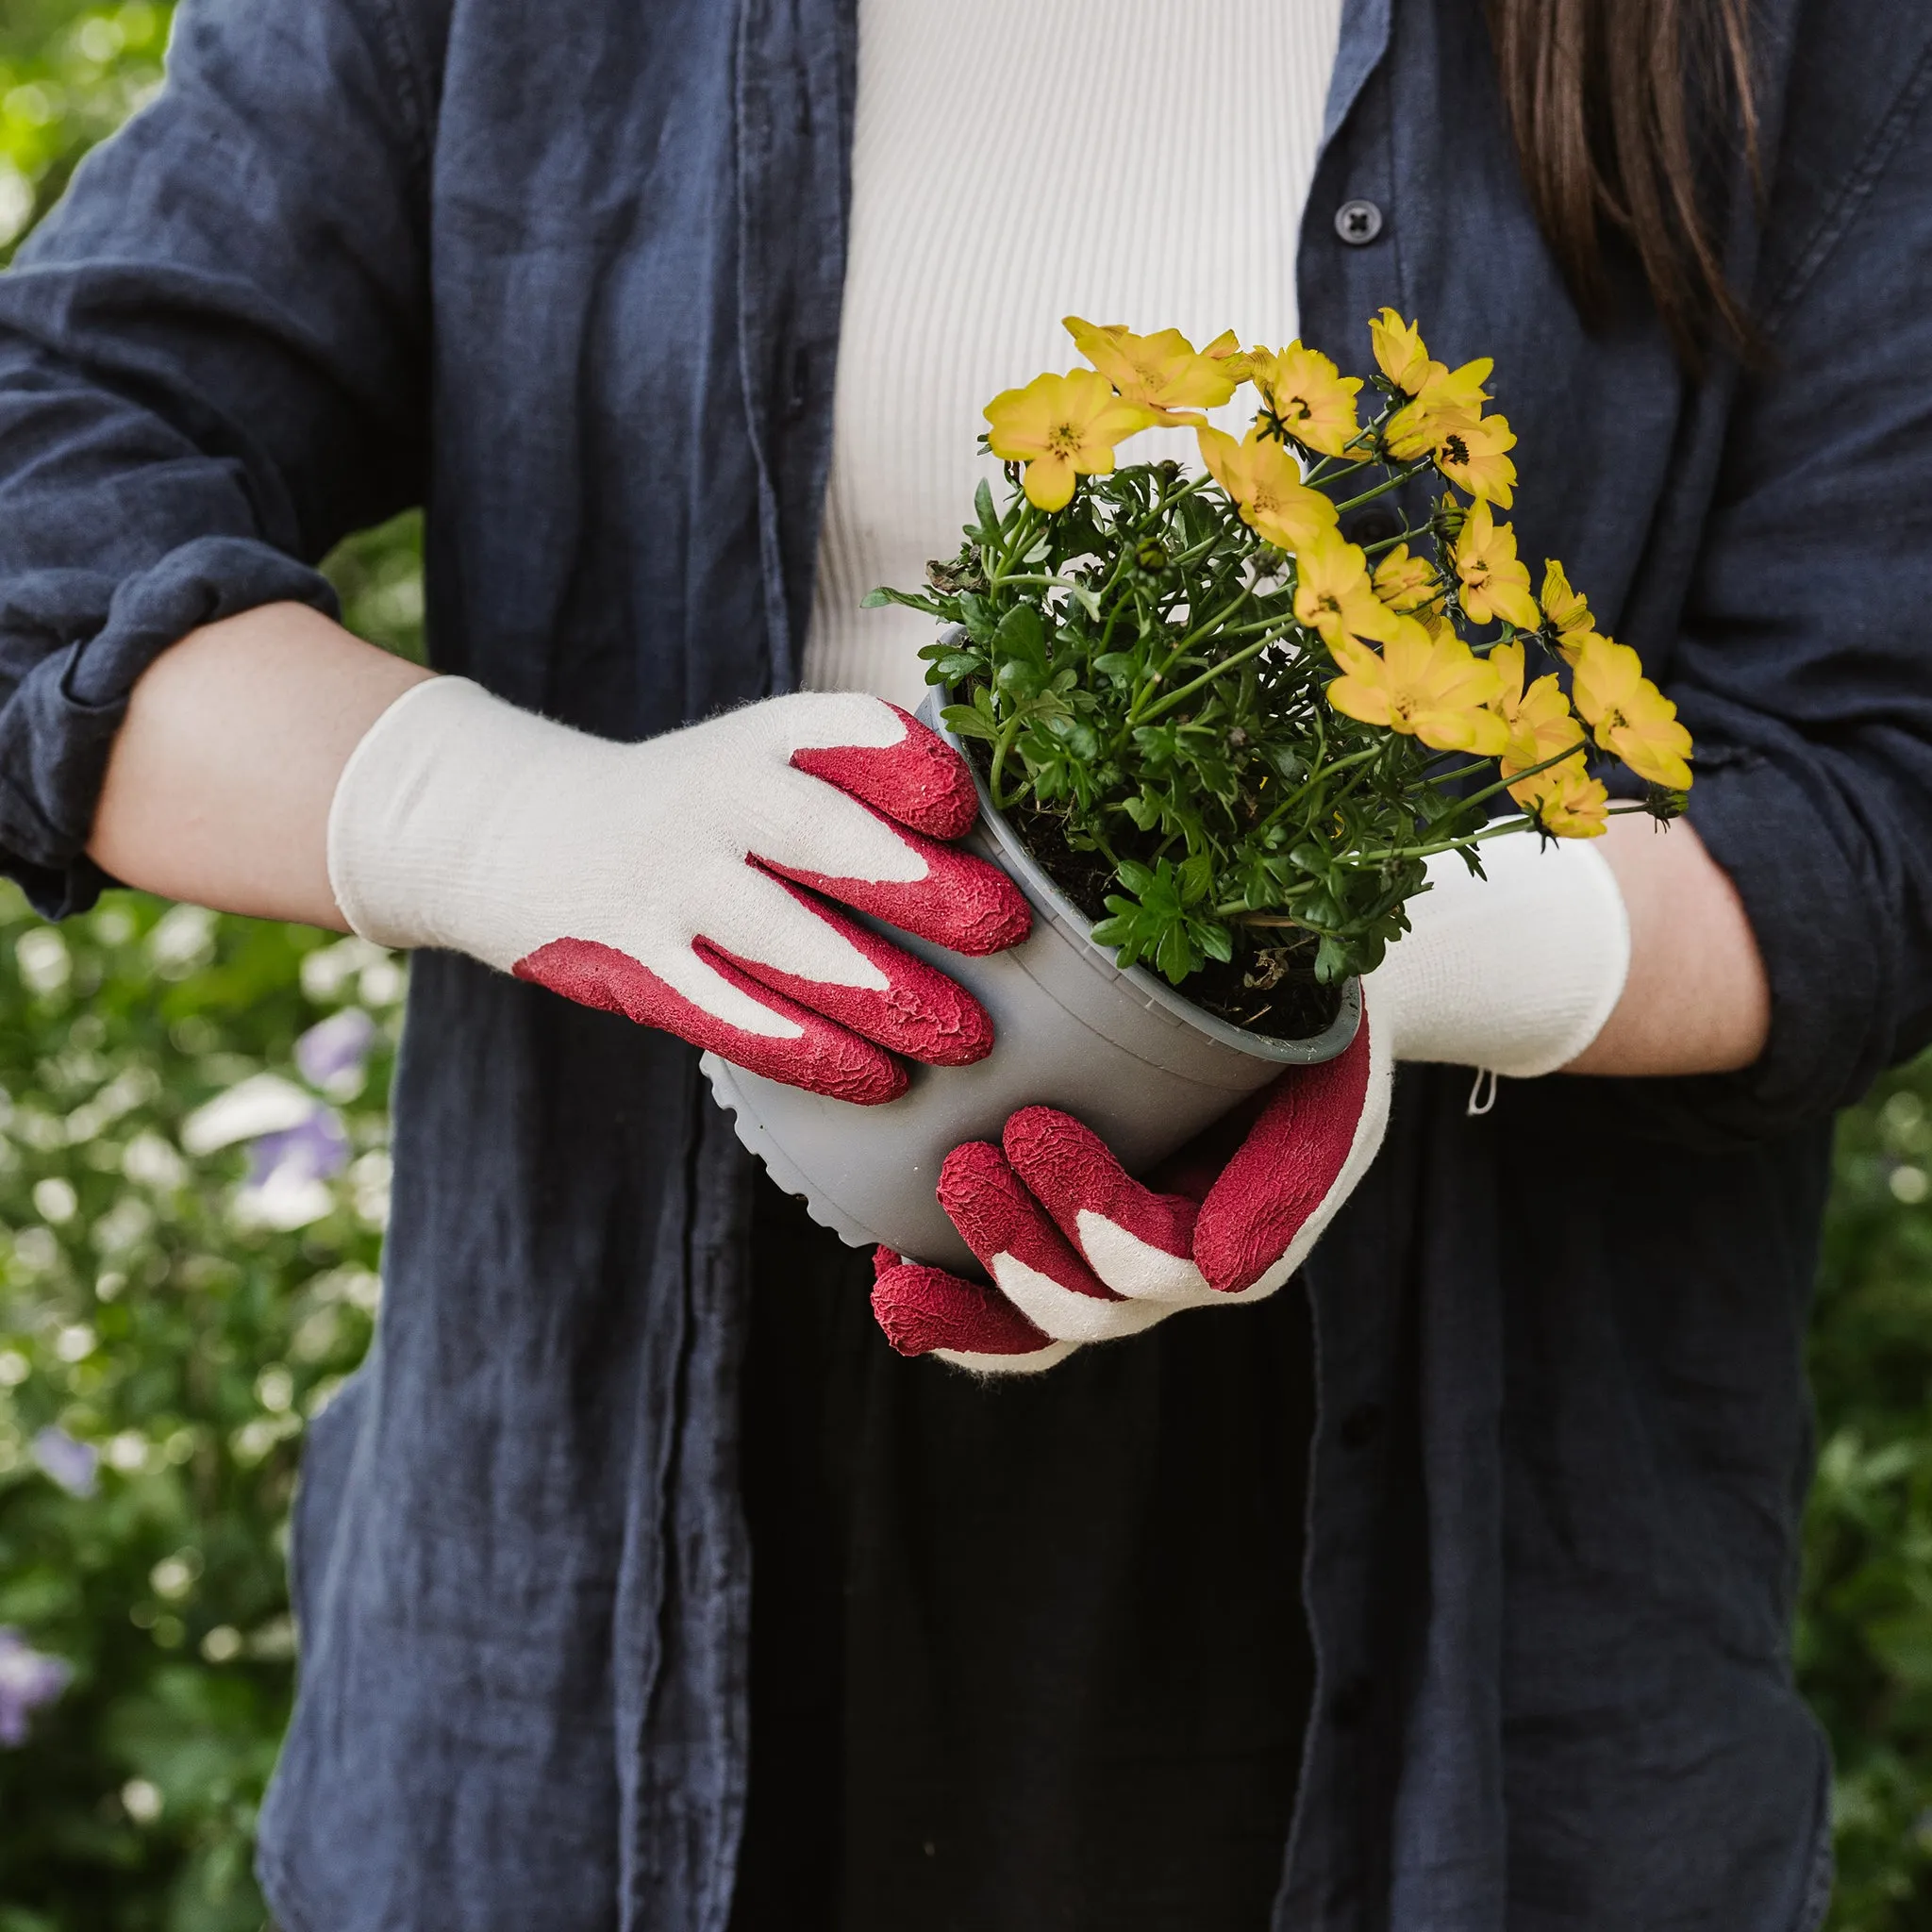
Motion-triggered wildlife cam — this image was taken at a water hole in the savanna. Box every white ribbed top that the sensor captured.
[802,0,1345,708]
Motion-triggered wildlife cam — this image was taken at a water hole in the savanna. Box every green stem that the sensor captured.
[1350,816,1539,865]
[993,574,1095,597]
[1361,527,1424,558]
[1124,585,1257,727]
[991,503,1040,584]
[1329,462,1430,517]
[1132,629,1279,728]
[988,711,1024,811]
[1250,743,1383,833]
[1448,741,1585,815]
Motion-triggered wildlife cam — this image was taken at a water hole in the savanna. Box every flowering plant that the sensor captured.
[868,312,1692,1034]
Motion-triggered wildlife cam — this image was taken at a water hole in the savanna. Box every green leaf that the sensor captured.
[1154,921,1201,985]
[1045,714,1101,761]
[994,602,1048,670]
[974,475,1001,546]
[995,658,1046,701]
[940,705,998,742]
[860,585,945,616]
[957,591,996,643]
[1315,934,1353,982]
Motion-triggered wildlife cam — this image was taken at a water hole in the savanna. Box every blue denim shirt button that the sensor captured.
[1334,198,1384,245]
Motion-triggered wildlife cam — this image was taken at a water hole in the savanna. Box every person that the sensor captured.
[0,0,1923,1922]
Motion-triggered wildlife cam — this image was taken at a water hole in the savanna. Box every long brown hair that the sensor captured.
[1487,0,1761,362]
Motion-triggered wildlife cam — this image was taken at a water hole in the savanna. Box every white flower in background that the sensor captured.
[121,1131,187,1190]
[300,937,404,1008]
[145,904,216,977]
[0,162,35,251]
[14,928,69,995]
[183,1013,380,1231]
[120,1778,162,1824]
[181,1074,316,1155]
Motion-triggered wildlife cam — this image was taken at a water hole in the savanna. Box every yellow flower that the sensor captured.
[1293,530,1401,650]
[1522,760,1610,839]
[1371,543,1440,615]
[984,369,1157,510]
[1195,425,1340,552]
[1453,501,1542,629]
[1062,317,1241,425]
[1569,637,1695,790]
[1367,544,1444,625]
[1325,619,1509,754]
[1202,328,1250,379]
[1431,412,1518,507]
[1246,341,1363,457]
[1489,640,1587,793]
[1369,308,1431,394]
[1383,357,1494,461]
[1539,558,1596,663]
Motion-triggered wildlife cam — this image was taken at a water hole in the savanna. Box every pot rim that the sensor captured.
[925,679,1361,1068]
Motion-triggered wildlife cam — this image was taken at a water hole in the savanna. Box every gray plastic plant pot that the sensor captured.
[702,692,1361,1274]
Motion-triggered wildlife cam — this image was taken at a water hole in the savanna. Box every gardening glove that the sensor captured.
[872,832,1629,1371]
[326,678,1031,1102]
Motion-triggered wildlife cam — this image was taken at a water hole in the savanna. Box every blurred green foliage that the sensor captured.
[0,0,170,259]
[1805,1068,1932,1926]
[1,2,1930,1928]
[0,895,403,1932]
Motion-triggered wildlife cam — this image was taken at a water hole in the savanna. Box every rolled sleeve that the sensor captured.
[1637,45,1932,1140]
[0,0,432,915]
[0,539,337,915]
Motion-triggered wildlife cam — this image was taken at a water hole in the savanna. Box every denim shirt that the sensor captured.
[2,0,1930,1924]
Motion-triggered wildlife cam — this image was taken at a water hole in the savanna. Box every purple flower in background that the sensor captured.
[31,1425,97,1499]
[0,1628,72,1746]
[295,1008,376,1090]
[246,1108,349,1191]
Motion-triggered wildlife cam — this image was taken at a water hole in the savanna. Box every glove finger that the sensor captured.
[1194,1010,1387,1295]
[869,1249,1076,1372]
[937,1141,1172,1345]
[711,872,994,1067]
[513,936,906,1104]
[999,1107,1215,1304]
[758,810,1030,958]
[790,703,979,840]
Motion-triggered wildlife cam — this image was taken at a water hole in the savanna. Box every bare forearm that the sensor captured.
[87,602,432,927]
[1564,812,1770,1077]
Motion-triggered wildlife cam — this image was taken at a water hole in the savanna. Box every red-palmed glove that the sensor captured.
[325,679,1030,1101]
[871,1006,1391,1372]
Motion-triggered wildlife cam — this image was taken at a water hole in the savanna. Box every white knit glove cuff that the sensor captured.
[1362,835,1630,1078]
[325,675,574,956]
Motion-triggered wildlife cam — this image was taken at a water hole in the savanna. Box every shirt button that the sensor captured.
[1335,198,1385,245]
[1339,1401,1385,1450]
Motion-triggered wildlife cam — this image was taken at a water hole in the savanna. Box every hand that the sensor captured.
[871,1008,1390,1371]
[326,680,1031,1101]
